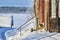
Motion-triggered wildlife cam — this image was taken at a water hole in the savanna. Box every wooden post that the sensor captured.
[47,0,51,31]
[34,0,40,30]
[41,0,45,23]
[45,0,49,31]
[56,0,59,32]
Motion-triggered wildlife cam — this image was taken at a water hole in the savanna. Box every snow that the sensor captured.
[0,15,11,27]
[5,29,20,40]
[0,13,35,28]
[21,31,60,40]
[5,29,60,40]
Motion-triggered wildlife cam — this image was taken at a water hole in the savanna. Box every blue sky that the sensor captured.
[0,0,34,7]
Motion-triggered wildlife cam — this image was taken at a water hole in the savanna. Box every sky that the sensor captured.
[0,0,34,7]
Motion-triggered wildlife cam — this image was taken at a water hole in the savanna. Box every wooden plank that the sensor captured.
[45,0,49,31]
[41,0,45,23]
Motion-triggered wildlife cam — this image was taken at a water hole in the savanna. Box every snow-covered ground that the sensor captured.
[20,30,60,40]
[5,30,60,40]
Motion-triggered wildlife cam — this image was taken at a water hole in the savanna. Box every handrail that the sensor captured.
[21,22,35,30]
[17,13,39,31]
[17,13,40,35]
[17,16,35,31]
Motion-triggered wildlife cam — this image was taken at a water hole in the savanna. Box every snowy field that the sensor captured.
[5,30,60,40]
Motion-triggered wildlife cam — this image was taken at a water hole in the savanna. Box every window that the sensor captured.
[51,0,56,18]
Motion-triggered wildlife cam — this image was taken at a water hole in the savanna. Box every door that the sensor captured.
[49,0,59,32]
